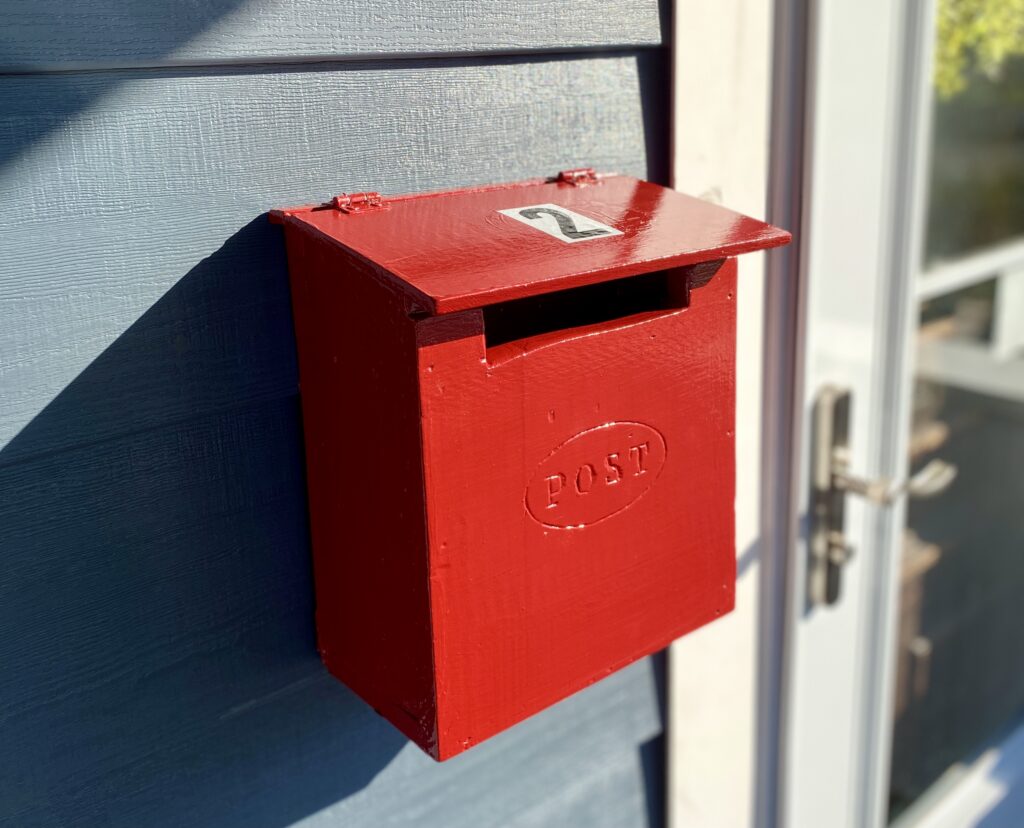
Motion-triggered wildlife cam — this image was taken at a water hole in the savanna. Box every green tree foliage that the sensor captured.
[935,0,1024,97]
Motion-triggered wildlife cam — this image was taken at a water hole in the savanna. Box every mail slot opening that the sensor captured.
[483,268,686,350]
[481,260,724,350]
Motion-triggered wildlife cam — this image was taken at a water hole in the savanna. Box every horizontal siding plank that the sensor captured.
[0,396,663,827]
[0,0,664,71]
[0,52,668,464]
[0,41,669,827]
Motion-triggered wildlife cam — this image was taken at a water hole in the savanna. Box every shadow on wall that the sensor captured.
[0,215,670,828]
[640,652,667,828]
[0,1,417,820]
[0,9,671,821]
[0,219,408,827]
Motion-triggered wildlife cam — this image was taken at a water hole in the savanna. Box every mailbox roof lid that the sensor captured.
[275,174,790,314]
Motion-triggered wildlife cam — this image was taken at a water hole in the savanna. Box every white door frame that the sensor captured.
[673,1,1024,825]
[779,2,940,826]
[668,2,807,826]
[670,1,948,826]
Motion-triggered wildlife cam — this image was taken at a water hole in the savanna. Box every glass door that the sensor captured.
[889,4,1024,820]
[783,2,1024,826]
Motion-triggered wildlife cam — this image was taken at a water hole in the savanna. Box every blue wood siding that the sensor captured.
[0,9,669,826]
[0,1,665,70]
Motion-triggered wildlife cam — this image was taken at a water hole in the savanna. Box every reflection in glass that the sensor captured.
[924,4,1024,264]
[889,289,1024,819]
[891,383,1024,814]
[889,4,1024,819]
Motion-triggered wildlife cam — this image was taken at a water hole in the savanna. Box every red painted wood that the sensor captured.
[282,228,440,752]
[275,173,789,760]
[276,174,790,313]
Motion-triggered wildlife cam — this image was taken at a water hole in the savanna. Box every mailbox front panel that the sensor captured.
[416,263,737,758]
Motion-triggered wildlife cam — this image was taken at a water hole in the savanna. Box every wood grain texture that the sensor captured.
[0,45,669,828]
[417,261,738,759]
[0,397,664,827]
[0,52,668,464]
[291,174,787,312]
[0,0,665,71]
[283,226,440,753]
[280,170,783,759]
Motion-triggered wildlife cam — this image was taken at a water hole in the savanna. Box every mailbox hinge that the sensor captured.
[556,167,600,186]
[331,192,387,214]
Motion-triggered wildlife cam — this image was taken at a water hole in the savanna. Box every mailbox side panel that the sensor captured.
[418,261,738,759]
[283,227,439,755]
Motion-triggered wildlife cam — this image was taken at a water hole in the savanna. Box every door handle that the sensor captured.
[833,456,957,505]
[808,386,957,606]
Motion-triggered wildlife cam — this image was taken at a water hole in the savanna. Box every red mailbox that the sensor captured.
[271,170,789,760]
